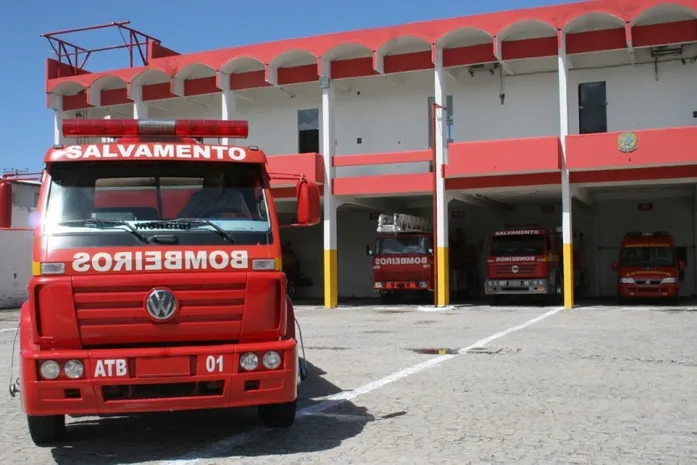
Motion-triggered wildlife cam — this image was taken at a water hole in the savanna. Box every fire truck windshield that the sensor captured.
[376,236,429,255]
[620,245,675,267]
[490,235,545,256]
[42,161,271,247]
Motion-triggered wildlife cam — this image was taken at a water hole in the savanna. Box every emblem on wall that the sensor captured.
[617,132,638,153]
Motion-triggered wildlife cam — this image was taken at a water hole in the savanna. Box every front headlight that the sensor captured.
[252,259,276,271]
[620,277,635,284]
[39,360,60,380]
[240,352,259,371]
[661,277,677,284]
[63,359,85,379]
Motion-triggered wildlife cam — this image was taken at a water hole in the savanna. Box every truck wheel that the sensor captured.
[258,399,297,428]
[287,280,296,299]
[27,414,66,446]
[554,276,563,305]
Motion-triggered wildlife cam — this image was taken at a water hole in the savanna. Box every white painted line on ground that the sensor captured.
[416,305,455,312]
[159,306,563,465]
[0,327,17,333]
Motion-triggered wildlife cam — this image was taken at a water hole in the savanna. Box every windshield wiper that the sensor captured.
[58,218,150,244]
[159,218,236,243]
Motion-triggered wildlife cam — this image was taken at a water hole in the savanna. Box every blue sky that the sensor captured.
[1,0,579,172]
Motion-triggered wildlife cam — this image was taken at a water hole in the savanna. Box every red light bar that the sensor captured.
[62,119,249,139]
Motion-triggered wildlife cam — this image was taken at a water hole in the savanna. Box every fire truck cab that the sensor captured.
[484,227,563,304]
[366,213,433,303]
[0,118,320,446]
[612,231,685,304]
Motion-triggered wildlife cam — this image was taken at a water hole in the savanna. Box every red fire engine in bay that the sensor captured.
[0,119,321,446]
[612,231,685,304]
[484,226,586,305]
[366,213,434,303]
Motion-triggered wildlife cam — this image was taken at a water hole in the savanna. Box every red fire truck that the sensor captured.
[484,227,563,304]
[484,226,588,305]
[612,231,685,304]
[366,213,433,303]
[0,118,320,446]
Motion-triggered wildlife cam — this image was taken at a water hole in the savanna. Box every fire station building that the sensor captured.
[43,0,697,309]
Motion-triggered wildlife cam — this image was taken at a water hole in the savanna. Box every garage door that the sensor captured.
[596,196,695,297]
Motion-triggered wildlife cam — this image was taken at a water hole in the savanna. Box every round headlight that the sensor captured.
[63,359,84,379]
[239,352,259,371]
[39,360,60,380]
[262,351,281,369]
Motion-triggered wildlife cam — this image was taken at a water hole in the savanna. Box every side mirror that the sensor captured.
[366,245,373,256]
[294,179,320,226]
[611,260,618,271]
[679,260,686,271]
[0,180,12,229]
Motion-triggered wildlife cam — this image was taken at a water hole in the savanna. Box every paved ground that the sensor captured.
[1,301,696,464]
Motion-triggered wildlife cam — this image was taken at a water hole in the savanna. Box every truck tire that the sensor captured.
[27,414,65,446]
[258,399,297,427]
[553,275,563,305]
[287,280,296,299]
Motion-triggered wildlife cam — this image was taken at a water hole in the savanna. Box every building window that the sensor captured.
[427,96,454,149]
[578,81,607,134]
[298,108,320,154]
[33,192,39,208]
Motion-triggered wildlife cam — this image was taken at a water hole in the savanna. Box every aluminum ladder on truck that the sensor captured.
[377,213,433,234]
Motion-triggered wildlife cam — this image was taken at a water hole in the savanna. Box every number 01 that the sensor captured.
[206,355,224,372]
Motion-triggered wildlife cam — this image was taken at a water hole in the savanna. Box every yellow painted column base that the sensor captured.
[562,243,574,309]
[323,249,338,308]
[436,246,450,307]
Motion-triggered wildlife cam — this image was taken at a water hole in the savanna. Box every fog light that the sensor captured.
[418,281,428,288]
[240,352,259,371]
[262,351,282,369]
[63,359,84,379]
[40,360,60,380]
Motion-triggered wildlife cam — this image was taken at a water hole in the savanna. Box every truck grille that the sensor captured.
[72,273,245,347]
[494,264,537,275]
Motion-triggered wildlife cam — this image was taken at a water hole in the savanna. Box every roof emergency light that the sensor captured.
[62,119,249,139]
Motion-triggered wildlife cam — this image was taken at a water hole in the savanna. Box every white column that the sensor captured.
[558,33,574,309]
[131,84,148,119]
[434,46,450,307]
[220,72,237,145]
[50,94,64,145]
[320,60,338,308]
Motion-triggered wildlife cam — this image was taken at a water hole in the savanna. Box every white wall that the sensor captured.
[0,182,39,308]
[568,55,697,134]
[138,52,697,179]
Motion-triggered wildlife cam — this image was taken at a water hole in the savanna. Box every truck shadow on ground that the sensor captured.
[49,361,376,464]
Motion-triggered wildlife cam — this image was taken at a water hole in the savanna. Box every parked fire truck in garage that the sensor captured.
[0,118,320,446]
[367,213,433,303]
[484,226,586,305]
[612,231,685,304]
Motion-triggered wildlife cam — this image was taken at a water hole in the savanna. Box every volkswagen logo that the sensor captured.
[511,265,519,274]
[145,288,178,321]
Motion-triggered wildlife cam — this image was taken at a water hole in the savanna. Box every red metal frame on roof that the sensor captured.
[42,21,162,78]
